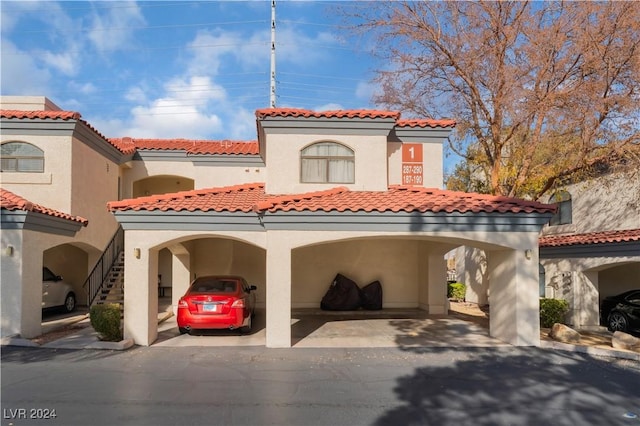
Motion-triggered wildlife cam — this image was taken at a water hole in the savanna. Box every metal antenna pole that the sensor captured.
[270,0,276,108]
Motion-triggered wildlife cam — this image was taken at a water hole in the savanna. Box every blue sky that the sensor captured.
[1,1,382,141]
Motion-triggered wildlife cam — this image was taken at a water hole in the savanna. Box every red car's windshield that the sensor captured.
[190,278,238,294]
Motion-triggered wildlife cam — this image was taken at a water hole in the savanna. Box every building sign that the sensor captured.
[402,143,423,186]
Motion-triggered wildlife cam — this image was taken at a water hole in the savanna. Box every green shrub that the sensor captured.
[539,298,569,328]
[447,282,466,301]
[90,303,122,341]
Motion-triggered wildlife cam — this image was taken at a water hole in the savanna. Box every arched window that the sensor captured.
[539,263,546,298]
[549,190,572,225]
[300,142,354,183]
[1,142,45,173]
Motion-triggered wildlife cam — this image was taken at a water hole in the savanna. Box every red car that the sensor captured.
[177,275,257,335]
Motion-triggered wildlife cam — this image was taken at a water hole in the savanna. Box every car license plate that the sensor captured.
[203,303,217,312]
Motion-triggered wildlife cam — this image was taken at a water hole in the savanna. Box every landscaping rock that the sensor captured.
[549,323,581,344]
[612,331,640,353]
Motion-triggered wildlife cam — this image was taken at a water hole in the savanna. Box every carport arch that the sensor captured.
[265,230,542,348]
[122,230,267,346]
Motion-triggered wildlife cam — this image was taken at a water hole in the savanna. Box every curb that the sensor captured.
[540,339,640,361]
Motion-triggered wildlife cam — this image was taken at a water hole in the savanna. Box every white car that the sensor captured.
[42,267,76,312]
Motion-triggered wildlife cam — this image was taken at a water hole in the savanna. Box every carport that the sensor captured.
[1,189,90,339]
[109,183,555,348]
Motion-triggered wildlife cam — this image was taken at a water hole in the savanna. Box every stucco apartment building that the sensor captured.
[1,96,556,348]
[456,169,640,331]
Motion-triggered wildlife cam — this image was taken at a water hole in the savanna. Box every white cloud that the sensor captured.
[187,30,243,76]
[0,40,52,95]
[67,81,98,95]
[87,1,146,53]
[40,50,78,76]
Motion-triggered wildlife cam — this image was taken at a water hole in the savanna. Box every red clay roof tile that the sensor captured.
[258,185,556,214]
[107,183,267,213]
[0,188,88,225]
[396,118,457,128]
[256,108,401,120]
[0,110,134,155]
[108,138,259,155]
[108,183,556,215]
[539,229,640,247]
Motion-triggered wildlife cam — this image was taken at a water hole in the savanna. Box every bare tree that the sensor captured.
[342,1,640,199]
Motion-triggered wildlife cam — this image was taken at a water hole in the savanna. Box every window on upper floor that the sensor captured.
[300,142,354,183]
[1,142,45,173]
[549,190,572,225]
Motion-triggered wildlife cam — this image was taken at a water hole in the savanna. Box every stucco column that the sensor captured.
[1,232,42,338]
[265,232,292,348]
[575,271,600,329]
[427,253,448,314]
[123,235,158,346]
[488,248,540,346]
[171,251,190,316]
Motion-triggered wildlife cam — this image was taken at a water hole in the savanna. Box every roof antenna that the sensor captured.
[270,0,276,108]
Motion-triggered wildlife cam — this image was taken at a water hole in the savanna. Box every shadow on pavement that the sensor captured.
[373,346,640,426]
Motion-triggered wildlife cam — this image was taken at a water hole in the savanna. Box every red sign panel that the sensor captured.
[402,144,423,186]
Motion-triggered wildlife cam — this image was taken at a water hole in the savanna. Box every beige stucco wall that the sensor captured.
[71,137,121,246]
[264,134,389,194]
[120,160,265,199]
[0,96,60,111]
[1,134,73,212]
[541,256,640,329]
[43,244,89,305]
[292,239,455,309]
[1,229,83,338]
[543,171,640,235]
[387,141,444,189]
[599,263,640,299]
[189,238,266,304]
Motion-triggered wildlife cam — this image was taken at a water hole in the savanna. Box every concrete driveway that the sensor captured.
[152,308,507,348]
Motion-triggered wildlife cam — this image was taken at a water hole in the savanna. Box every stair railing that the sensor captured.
[83,225,124,306]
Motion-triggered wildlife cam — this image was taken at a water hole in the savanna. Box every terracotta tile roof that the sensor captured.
[257,186,556,214]
[396,118,457,128]
[0,110,134,155]
[539,229,640,247]
[107,183,267,212]
[108,184,556,215]
[256,108,401,120]
[256,108,456,129]
[108,138,259,155]
[0,188,88,226]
